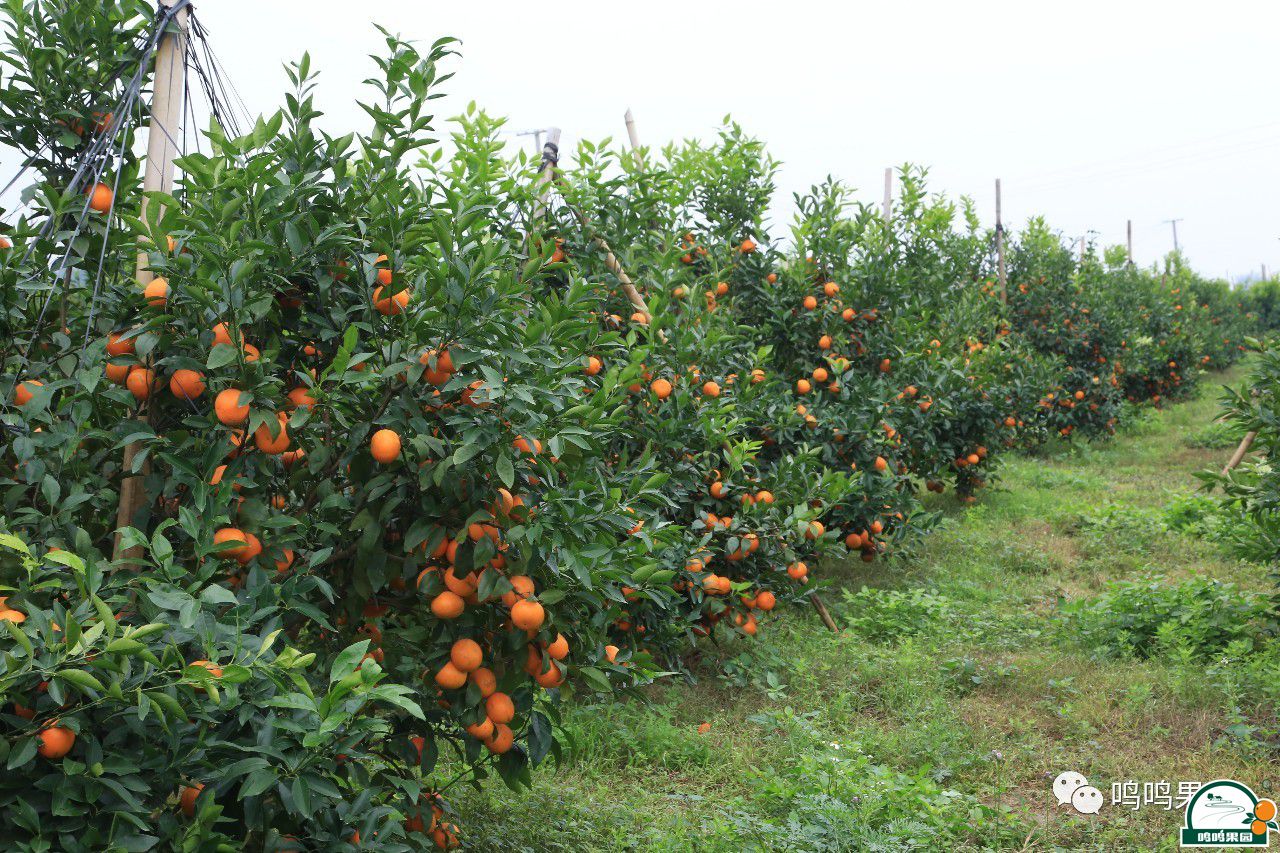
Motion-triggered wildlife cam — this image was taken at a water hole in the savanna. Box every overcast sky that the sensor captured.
[119,1,1280,280]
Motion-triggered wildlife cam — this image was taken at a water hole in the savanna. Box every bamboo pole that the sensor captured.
[995,179,1007,304]
[570,210,650,320]
[114,1,188,561]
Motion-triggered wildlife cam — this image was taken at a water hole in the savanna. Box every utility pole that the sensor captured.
[116,0,189,561]
[1126,219,1134,265]
[994,178,1007,303]
[882,168,892,223]
[1163,218,1183,253]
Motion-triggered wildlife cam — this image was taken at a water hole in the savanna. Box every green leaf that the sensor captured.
[6,737,35,769]
[55,668,105,694]
[329,641,370,684]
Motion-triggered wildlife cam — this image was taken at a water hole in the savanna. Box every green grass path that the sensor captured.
[458,367,1279,851]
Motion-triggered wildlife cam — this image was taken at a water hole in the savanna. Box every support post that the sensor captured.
[623,108,640,151]
[114,1,189,561]
[810,592,838,632]
[1127,220,1134,265]
[995,179,1006,304]
[1222,431,1257,476]
[534,127,561,223]
[882,168,892,222]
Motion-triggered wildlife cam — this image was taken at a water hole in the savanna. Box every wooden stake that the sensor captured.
[114,2,189,561]
[809,592,838,632]
[882,168,892,222]
[995,179,1007,304]
[1222,431,1257,476]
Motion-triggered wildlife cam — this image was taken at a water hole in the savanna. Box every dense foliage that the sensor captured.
[0,3,1267,849]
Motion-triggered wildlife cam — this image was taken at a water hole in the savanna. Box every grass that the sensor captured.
[451,366,1280,851]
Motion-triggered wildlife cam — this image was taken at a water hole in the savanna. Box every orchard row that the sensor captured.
[0,9,1262,851]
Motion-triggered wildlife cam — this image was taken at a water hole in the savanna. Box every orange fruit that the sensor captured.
[214,388,249,426]
[169,369,205,400]
[513,435,541,456]
[143,278,169,308]
[449,638,483,672]
[534,660,563,688]
[374,254,393,285]
[502,576,535,607]
[585,356,603,376]
[874,456,888,472]
[105,362,130,384]
[286,387,316,409]
[370,429,402,463]
[106,331,135,356]
[651,378,673,399]
[37,724,75,759]
[373,285,409,316]
[234,533,262,566]
[604,644,620,663]
[702,381,721,398]
[87,182,113,213]
[179,783,204,817]
[796,379,811,395]
[213,527,248,560]
[14,380,42,406]
[511,599,545,632]
[485,692,515,724]
[755,590,776,611]
[254,414,290,455]
[126,367,156,401]
[485,723,514,754]
[434,661,467,690]
[466,717,495,740]
[470,667,497,697]
[430,591,465,619]
[802,295,818,310]
[545,633,569,660]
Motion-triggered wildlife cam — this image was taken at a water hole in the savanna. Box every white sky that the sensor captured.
[28,1,1280,280]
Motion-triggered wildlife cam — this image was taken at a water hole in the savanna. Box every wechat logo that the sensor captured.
[1054,771,1104,815]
